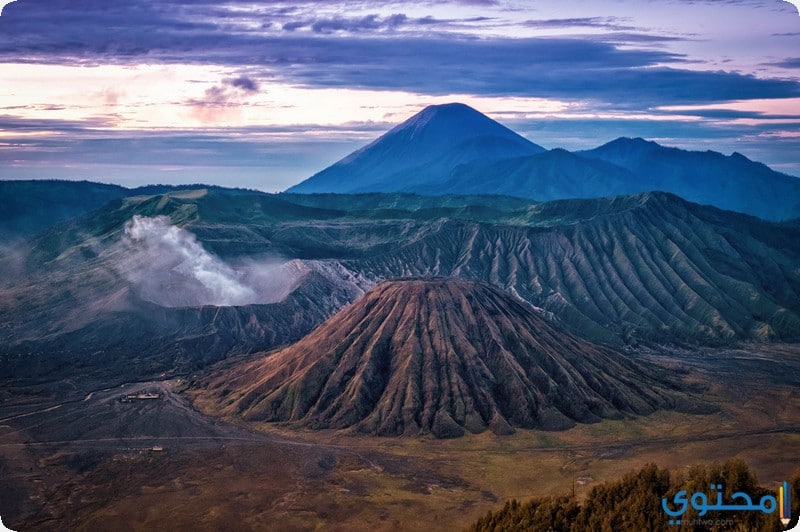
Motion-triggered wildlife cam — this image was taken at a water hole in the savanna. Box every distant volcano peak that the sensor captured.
[285,103,544,194]
[410,102,477,117]
[386,102,531,144]
[399,102,489,129]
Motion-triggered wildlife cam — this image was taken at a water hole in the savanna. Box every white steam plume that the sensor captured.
[121,215,297,307]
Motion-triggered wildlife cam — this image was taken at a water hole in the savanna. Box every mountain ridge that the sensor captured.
[0,180,263,244]
[3,189,799,388]
[287,104,800,221]
[437,148,648,201]
[579,137,800,220]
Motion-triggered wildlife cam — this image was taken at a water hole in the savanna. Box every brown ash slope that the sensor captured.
[200,279,701,438]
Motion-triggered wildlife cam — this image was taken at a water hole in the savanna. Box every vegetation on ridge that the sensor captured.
[470,460,800,532]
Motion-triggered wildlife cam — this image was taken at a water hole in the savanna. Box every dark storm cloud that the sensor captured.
[2,0,799,106]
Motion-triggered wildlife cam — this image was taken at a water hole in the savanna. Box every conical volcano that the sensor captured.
[200,279,698,438]
[285,103,544,194]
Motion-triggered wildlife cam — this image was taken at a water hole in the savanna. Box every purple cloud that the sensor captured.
[228,76,259,93]
[524,17,637,31]
[186,76,261,122]
[282,13,409,33]
[0,0,797,107]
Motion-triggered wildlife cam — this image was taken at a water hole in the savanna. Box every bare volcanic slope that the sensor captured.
[199,279,700,438]
[349,192,800,344]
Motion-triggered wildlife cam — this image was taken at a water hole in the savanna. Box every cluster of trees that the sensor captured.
[470,460,800,531]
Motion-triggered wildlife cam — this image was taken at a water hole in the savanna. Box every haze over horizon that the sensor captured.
[0,0,799,190]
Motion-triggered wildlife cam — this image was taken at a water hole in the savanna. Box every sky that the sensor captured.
[0,0,799,191]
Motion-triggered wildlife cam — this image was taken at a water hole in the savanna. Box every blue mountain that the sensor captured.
[286,103,545,194]
[287,104,800,221]
[579,137,800,221]
[436,148,649,201]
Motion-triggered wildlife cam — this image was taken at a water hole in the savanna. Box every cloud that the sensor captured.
[768,57,800,68]
[187,76,260,122]
[0,0,797,107]
[228,75,259,93]
[0,120,370,190]
[121,215,301,307]
[652,107,800,120]
[246,39,797,106]
[283,13,408,34]
[523,17,637,31]
[414,15,493,26]
[0,114,115,131]
[282,20,305,31]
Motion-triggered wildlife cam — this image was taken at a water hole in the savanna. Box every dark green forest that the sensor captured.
[470,460,800,531]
